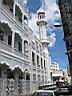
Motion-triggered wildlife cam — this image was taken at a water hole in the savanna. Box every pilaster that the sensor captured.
[13,2,15,19]
[12,32,15,53]
[22,39,24,54]
[22,13,24,29]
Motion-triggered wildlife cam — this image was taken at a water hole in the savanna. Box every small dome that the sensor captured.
[37,8,45,14]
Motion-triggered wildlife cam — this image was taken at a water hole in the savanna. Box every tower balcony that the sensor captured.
[37,19,47,26]
[40,39,49,45]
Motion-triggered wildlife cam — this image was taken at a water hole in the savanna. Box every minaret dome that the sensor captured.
[37,9,47,26]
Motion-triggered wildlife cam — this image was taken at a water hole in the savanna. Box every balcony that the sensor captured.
[42,69,44,73]
[15,16,23,29]
[32,42,35,50]
[37,67,41,72]
[1,3,29,34]
[14,48,29,60]
[0,40,12,53]
[32,63,36,71]
[1,4,13,19]
[0,40,29,60]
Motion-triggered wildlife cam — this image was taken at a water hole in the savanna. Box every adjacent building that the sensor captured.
[50,62,63,81]
[57,0,72,82]
[0,0,51,95]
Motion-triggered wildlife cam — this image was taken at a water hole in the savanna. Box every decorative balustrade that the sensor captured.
[0,40,12,53]
[1,4,13,18]
[32,42,35,50]
[32,63,36,71]
[0,78,51,96]
[37,67,41,72]
[15,16,23,28]
[0,40,29,60]
[0,78,30,96]
[42,69,44,73]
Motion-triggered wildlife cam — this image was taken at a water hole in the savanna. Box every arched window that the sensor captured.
[37,55,39,67]
[44,60,46,69]
[32,52,35,65]
[24,15,28,24]
[38,75,40,81]
[14,33,22,52]
[0,22,12,45]
[0,27,4,41]
[24,40,28,53]
[40,15,41,19]
[26,73,30,80]
[0,68,2,78]
[18,41,22,51]
[8,34,12,46]
[15,5,22,22]
[41,58,43,69]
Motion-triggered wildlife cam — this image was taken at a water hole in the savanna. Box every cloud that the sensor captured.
[48,33,56,47]
[29,13,38,35]
[28,0,60,47]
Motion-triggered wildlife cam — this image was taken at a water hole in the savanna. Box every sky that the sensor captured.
[26,0,69,69]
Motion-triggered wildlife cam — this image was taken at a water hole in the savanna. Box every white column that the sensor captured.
[27,19,29,32]
[12,32,15,53]
[13,2,15,19]
[22,14,24,29]
[22,39,24,54]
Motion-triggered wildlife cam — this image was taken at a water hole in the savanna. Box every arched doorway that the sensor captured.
[24,69,30,81]
[13,67,23,80]
[13,67,23,94]
[0,63,9,79]
[24,69,30,94]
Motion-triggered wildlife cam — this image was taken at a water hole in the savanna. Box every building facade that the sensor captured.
[0,0,51,95]
[57,0,72,82]
[51,62,59,71]
[50,63,63,81]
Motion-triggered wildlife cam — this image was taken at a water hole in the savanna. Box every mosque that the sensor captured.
[0,0,52,95]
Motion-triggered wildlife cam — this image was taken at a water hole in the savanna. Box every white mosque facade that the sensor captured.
[0,0,51,95]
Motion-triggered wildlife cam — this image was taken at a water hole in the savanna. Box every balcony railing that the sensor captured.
[0,40,29,60]
[1,3,29,34]
[1,4,13,19]
[37,67,41,72]
[15,16,23,29]
[0,40,12,53]
[42,69,44,73]
[0,78,30,96]
[32,63,36,71]
[14,48,28,60]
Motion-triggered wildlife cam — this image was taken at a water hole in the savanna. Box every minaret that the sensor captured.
[37,6,51,81]
[37,8,49,55]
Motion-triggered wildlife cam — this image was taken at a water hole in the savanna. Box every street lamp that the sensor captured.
[54,22,62,27]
